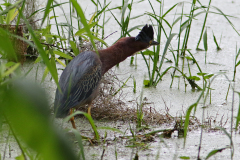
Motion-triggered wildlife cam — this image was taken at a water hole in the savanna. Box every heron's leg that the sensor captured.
[70,108,76,129]
[87,103,92,116]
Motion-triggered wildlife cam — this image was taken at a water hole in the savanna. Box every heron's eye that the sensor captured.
[149,40,152,45]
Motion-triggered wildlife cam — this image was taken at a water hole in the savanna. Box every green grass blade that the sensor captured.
[212,31,221,50]
[0,28,17,61]
[203,29,208,51]
[2,63,20,78]
[184,103,197,146]
[20,13,59,89]
[0,0,23,16]
[72,129,85,160]
[28,2,68,19]
[121,0,129,25]
[127,25,144,33]
[53,50,73,60]
[108,9,122,28]
[5,7,16,24]
[158,33,177,73]
[172,15,182,27]
[93,2,110,22]
[69,41,79,56]
[90,34,108,46]
[75,22,98,36]
[215,126,234,156]
[70,0,99,54]
[112,76,131,96]
[55,57,66,67]
[64,111,100,140]
[162,3,178,18]
[90,0,97,6]
[140,51,151,84]
[212,6,240,36]
[41,0,54,26]
[236,92,240,129]
[206,147,229,159]
[41,67,49,83]
[181,10,205,28]
[147,0,156,15]
[195,0,211,49]
[146,13,168,38]
[187,50,202,73]
[162,18,172,30]
[97,127,123,134]
[156,66,173,84]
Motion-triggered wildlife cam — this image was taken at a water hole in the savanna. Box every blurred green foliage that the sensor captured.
[0,79,78,160]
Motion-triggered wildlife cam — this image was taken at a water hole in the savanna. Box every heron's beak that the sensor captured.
[150,40,160,45]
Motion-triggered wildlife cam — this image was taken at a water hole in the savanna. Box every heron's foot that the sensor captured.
[70,108,76,129]
[70,117,76,129]
[88,106,91,116]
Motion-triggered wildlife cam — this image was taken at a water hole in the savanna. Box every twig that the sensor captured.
[100,148,105,160]
[0,19,43,27]
[103,31,117,40]
[39,42,69,51]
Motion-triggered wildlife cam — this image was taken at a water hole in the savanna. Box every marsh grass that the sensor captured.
[141,0,239,90]
[0,0,107,159]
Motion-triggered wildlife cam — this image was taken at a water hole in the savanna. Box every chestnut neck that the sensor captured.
[99,37,148,75]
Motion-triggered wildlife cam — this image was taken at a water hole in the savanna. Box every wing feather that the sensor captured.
[54,51,102,117]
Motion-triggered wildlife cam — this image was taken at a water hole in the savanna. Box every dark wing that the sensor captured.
[54,51,102,118]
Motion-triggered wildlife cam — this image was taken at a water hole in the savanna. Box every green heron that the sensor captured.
[54,24,159,128]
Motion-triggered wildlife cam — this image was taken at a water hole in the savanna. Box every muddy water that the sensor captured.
[2,0,240,159]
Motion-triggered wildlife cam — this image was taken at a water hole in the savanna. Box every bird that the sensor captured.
[54,24,159,129]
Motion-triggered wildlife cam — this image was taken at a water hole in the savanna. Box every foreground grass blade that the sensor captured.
[70,0,99,54]
[64,111,100,140]
[0,28,17,62]
[0,0,23,16]
[1,63,20,78]
[72,129,85,160]
[1,79,78,160]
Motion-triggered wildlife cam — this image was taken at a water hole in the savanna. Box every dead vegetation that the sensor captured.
[75,70,173,125]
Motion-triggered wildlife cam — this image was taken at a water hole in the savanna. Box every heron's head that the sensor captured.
[135,24,159,46]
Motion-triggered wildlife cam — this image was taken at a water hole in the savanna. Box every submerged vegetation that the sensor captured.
[0,0,240,159]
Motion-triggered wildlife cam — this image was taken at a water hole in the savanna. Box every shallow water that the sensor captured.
[2,0,240,159]
[54,0,240,159]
